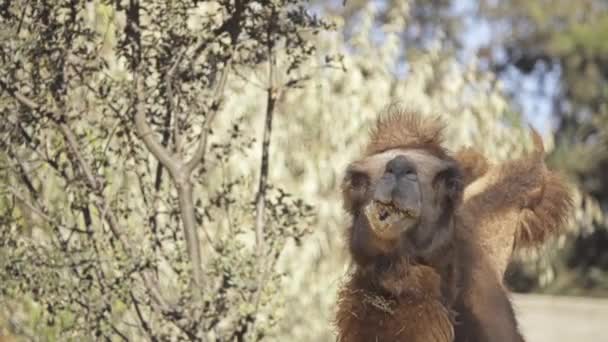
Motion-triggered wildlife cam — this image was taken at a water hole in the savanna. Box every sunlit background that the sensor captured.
[1,0,607,341]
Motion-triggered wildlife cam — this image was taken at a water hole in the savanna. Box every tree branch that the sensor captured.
[8,186,52,224]
[58,121,101,189]
[1,80,99,190]
[134,77,180,176]
[134,75,204,288]
[145,53,187,275]
[175,174,204,288]
[130,292,157,341]
[184,66,229,174]
[165,49,186,155]
[254,21,278,259]
[240,14,281,340]
[254,89,277,258]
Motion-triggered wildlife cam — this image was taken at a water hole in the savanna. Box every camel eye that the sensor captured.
[344,163,371,190]
[433,165,463,199]
[347,170,370,189]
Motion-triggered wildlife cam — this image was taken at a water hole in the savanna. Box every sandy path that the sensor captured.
[513,294,608,342]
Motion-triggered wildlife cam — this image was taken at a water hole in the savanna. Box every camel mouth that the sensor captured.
[364,200,417,236]
[375,200,416,220]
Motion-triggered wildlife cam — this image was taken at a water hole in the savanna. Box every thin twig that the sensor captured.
[243,14,280,340]
[58,121,100,189]
[165,49,186,155]
[254,23,278,259]
[8,186,52,223]
[130,291,157,341]
[232,65,266,89]
[184,65,229,174]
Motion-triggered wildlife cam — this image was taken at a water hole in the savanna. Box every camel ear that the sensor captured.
[455,147,489,186]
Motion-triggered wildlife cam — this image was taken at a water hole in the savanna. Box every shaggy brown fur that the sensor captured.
[456,131,574,278]
[336,110,461,341]
[366,110,448,157]
[335,108,574,342]
[451,130,573,341]
[336,262,454,342]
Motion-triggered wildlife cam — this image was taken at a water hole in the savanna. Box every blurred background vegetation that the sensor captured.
[0,0,606,341]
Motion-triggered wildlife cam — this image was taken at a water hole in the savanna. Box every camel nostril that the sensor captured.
[379,208,390,221]
[404,171,418,181]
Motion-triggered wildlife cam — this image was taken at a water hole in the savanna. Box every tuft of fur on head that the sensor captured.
[365,107,447,157]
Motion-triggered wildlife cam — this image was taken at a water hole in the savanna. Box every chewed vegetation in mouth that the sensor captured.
[373,201,414,221]
[364,200,416,234]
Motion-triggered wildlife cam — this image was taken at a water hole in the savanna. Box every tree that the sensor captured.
[0,1,327,340]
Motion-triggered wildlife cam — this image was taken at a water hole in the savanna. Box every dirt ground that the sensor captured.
[513,294,608,342]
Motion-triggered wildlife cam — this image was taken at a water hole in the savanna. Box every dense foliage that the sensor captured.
[1,1,326,340]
